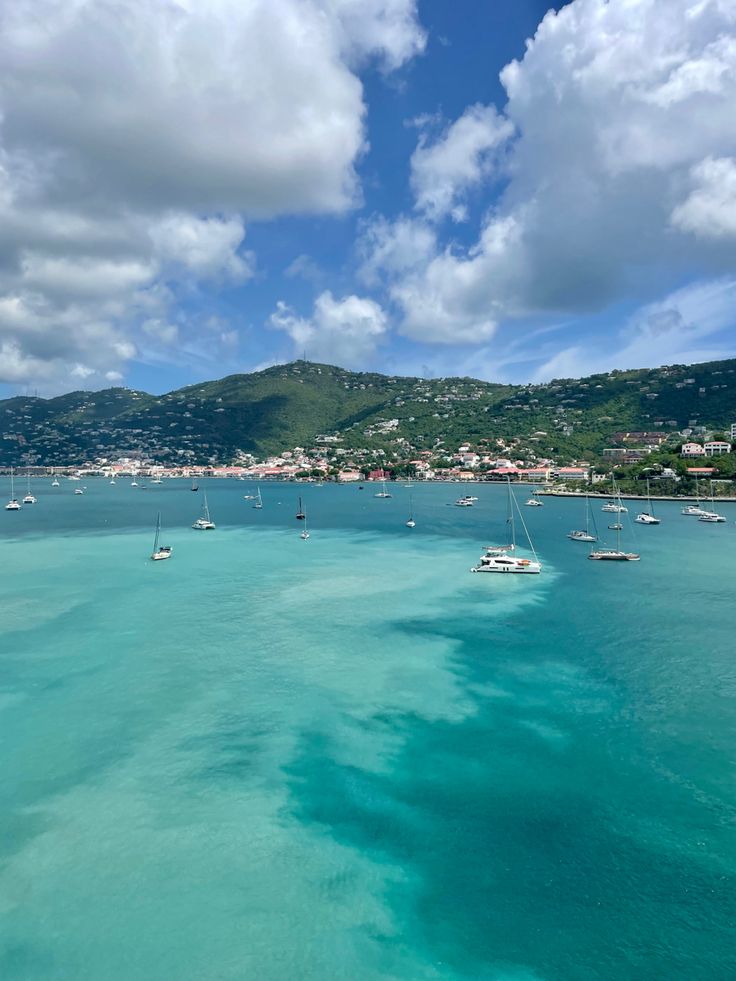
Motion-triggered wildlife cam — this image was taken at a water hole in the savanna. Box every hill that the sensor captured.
[1,358,736,466]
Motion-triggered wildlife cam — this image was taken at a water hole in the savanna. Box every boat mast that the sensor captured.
[153,512,161,552]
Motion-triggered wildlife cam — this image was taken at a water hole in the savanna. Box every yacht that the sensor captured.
[601,500,627,513]
[455,496,474,507]
[589,490,639,561]
[192,494,216,530]
[568,493,598,542]
[635,479,660,525]
[471,479,542,574]
[22,471,37,504]
[151,512,173,561]
[6,467,21,510]
[681,503,707,516]
[698,511,726,523]
[374,481,392,499]
[524,498,543,507]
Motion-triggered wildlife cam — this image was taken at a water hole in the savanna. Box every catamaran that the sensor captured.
[22,471,36,504]
[192,493,216,530]
[406,494,416,528]
[589,489,639,561]
[5,467,21,510]
[698,481,726,522]
[635,478,660,524]
[524,497,543,507]
[471,478,542,574]
[151,512,173,560]
[568,493,598,542]
[374,481,392,499]
[681,476,707,516]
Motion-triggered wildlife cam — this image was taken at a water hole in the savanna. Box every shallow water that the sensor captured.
[2,480,735,979]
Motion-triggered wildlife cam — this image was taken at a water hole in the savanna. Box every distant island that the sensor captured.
[2,358,735,497]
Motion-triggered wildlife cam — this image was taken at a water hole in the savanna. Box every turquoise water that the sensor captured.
[2,480,735,980]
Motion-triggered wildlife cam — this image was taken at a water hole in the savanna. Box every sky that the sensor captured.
[1,0,736,397]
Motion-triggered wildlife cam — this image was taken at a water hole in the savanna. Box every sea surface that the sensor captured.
[2,479,735,980]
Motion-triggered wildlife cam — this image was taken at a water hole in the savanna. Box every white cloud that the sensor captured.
[357,215,437,285]
[671,156,736,238]
[533,278,736,381]
[410,105,513,221]
[269,291,388,367]
[391,0,736,346]
[0,0,424,389]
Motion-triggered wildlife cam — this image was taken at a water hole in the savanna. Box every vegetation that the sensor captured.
[1,358,735,467]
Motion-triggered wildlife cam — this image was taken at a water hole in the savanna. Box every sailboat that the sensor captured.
[374,480,392,499]
[681,476,707,516]
[191,476,199,492]
[192,493,216,530]
[300,508,310,540]
[5,467,21,510]
[568,493,598,541]
[589,488,640,561]
[406,494,416,528]
[471,478,541,574]
[635,478,660,524]
[296,496,306,520]
[51,477,60,487]
[151,512,173,560]
[698,480,726,522]
[22,471,37,504]
[252,487,263,509]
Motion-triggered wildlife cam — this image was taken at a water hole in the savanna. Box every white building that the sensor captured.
[704,441,731,456]
[680,442,706,458]
[730,423,736,440]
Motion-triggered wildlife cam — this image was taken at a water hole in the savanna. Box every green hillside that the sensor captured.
[2,358,735,466]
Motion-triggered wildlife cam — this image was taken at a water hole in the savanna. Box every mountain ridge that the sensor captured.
[2,357,735,466]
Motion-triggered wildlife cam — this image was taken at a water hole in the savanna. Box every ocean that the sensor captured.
[2,479,735,980]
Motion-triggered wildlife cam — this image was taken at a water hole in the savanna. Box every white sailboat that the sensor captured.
[374,480,392,499]
[296,496,306,520]
[151,512,173,560]
[192,493,216,530]
[698,480,726,522]
[406,494,416,528]
[22,470,37,504]
[51,477,60,487]
[589,488,640,561]
[252,487,263,509]
[568,493,598,542]
[681,476,707,516]
[300,509,310,540]
[5,467,21,510]
[471,478,541,574]
[635,478,660,525]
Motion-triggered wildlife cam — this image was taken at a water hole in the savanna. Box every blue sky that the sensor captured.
[1,0,736,396]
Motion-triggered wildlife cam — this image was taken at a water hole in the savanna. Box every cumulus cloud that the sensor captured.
[410,105,514,221]
[391,0,736,345]
[0,0,424,389]
[269,291,388,366]
[357,215,437,285]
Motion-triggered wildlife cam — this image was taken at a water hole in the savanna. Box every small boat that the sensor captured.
[697,481,726,522]
[471,479,541,574]
[74,487,84,495]
[607,523,623,531]
[5,467,21,510]
[406,494,416,528]
[151,478,163,484]
[635,479,660,524]
[51,478,60,487]
[131,480,138,487]
[568,493,598,542]
[151,512,173,561]
[296,496,306,520]
[22,471,36,504]
[682,477,707,516]
[109,479,116,485]
[243,493,255,500]
[374,481,392,499]
[192,493,216,530]
[524,498,543,507]
[589,490,639,561]
[455,496,474,507]
[191,477,199,492]
[601,500,627,513]
[68,475,80,481]
[253,487,263,509]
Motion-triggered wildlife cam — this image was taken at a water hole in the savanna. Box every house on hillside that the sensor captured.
[680,442,706,458]
[704,441,731,456]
